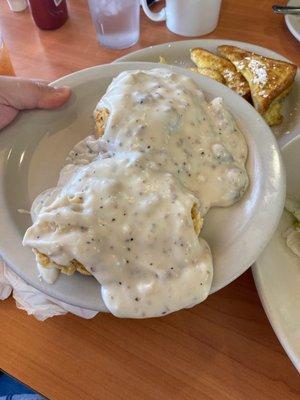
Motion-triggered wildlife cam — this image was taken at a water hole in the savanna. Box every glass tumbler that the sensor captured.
[88,0,140,50]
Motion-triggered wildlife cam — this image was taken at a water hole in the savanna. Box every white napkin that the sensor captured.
[0,259,98,321]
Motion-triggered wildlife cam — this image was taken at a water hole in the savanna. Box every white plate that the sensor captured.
[116,39,300,138]
[285,0,300,42]
[253,133,300,373]
[0,61,284,311]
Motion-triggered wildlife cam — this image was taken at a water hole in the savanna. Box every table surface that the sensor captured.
[0,1,299,399]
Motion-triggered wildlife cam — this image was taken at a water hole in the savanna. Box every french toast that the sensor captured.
[190,48,251,100]
[190,66,225,83]
[218,45,297,126]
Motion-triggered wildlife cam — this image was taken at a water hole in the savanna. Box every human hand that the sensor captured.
[0,76,71,130]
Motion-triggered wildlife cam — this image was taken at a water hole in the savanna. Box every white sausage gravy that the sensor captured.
[23,69,249,318]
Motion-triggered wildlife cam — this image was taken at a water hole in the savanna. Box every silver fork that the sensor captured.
[272,5,300,14]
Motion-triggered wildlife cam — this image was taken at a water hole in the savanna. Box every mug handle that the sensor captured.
[140,0,166,22]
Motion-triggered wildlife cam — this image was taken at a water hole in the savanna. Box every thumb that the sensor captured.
[0,77,71,110]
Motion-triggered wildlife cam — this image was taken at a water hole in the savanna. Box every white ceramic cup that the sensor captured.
[141,0,222,37]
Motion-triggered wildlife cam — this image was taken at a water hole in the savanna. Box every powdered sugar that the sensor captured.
[247,59,268,85]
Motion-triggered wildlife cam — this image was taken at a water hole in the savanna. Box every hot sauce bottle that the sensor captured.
[28,0,68,30]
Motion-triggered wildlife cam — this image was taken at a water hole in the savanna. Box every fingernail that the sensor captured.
[52,85,70,94]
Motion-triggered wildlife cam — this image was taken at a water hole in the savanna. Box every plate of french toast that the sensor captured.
[117,39,299,136]
[0,61,284,315]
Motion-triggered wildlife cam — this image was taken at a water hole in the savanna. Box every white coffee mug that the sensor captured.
[141,0,222,37]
